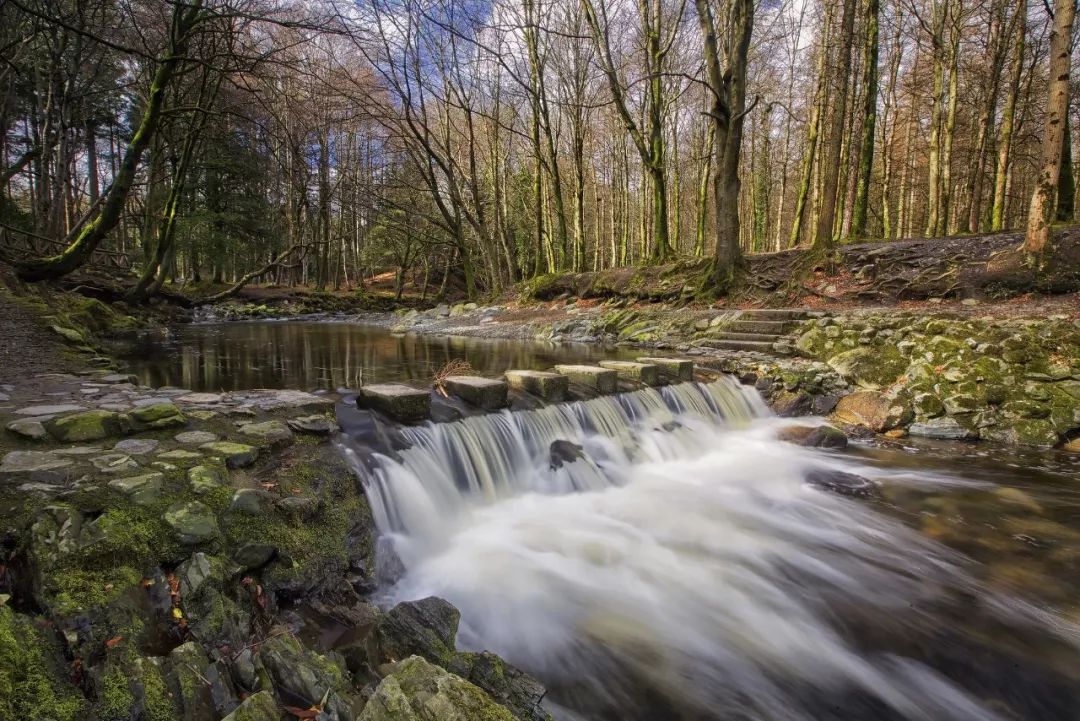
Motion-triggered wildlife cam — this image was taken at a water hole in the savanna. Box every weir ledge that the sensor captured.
[352,359,697,423]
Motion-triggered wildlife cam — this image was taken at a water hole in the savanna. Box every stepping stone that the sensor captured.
[598,361,660,385]
[128,403,185,430]
[199,441,258,469]
[237,420,294,446]
[6,418,47,441]
[0,451,73,476]
[175,431,218,445]
[553,365,618,394]
[504,370,569,402]
[53,446,105,456]
[13,404,84,417]
[230,488,274,515]
[188,465,226,495]
[176,393,224,405]
[158,449,203,462]
[0,392,9,402]
[637,357,695,382]
[91,453,139,474]
[44,410,123,442]
[165,501,220,544]
[356,384,431,423]
[101,373,138,384]
[287,415,337,435]
[114,438,160,455]
[441,376,508,410]
[108,473,164,505]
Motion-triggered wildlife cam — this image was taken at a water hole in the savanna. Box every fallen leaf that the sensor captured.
[105,636,124,648]
[283,706,320,720]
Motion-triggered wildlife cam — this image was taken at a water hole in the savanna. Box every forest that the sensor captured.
[0,0,1076,300]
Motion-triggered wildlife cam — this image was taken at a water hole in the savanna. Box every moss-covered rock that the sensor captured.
[827,346,907,389]
[0,607,87,721]
[44,410,123,442]
[360,656,516,721]
[165,501,221,545]
[221,690,278,721]
[128,403,186,431]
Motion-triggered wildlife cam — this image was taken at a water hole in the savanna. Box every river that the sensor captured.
[124,321,1080,720]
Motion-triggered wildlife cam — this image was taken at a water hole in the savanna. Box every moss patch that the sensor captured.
[0,606,87,721]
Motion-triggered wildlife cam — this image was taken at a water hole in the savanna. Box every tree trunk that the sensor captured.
[992,0,1026,231]
[851,0,879,239]
[814,0,856,248]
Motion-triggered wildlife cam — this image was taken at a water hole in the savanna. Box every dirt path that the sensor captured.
[0,285,79,402]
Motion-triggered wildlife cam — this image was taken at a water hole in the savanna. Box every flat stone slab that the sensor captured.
[113,439,160,455]
[108,472,164,505]
[0,451,74,475]
[13,404,84,417]
[6,418,47,440]
[598,361,660,386]
[637,357,695,382]
[238,420,294,446]
[442,376,508,410]
[199,441,259,469]
[175,393,224,405]
[553,365,618,394]
[175,431,219,445]
[504,370,569,402]
[356,384,431,423]
[287,415,336,435]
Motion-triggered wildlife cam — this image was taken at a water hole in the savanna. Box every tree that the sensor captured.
[1022,0,1076,260]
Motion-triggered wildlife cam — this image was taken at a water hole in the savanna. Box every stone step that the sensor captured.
[553,364,618,394]
[699,339,778,353]
[505,370,569,402]
[737,309,815,321]
[725,320,796,334]
[441,376,508,410]
[636,357,694,382]
[597,360,660,385]
[709,331,785,343]
[356,383,431,423]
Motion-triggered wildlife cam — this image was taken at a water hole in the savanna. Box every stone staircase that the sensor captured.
[697,309,815,354]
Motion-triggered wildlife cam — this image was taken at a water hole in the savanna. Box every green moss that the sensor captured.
[98,665,136,720]
[48,566,141,617]
[134,657,178,721]
[0,607,87,721]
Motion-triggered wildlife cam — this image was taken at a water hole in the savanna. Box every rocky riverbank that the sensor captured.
[0,288,555,721]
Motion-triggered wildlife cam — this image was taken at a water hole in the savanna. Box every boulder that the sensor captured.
[908,416,977,440]
[287,415,337,435]
[221,691,278,721]
[230,488,274,515]
[359,656,516,721]
[44,410,123,442]
[188,465,226,494]
[6,418,47,441]
[372,597,460,667]
[128,402,186,431]
[981,419,1059,448]
[254,631,360,720]
[831,390,910,432]
[777,425,848,449]
[804,468,879,499]
[108,473,164,506]
[238,420,294,446]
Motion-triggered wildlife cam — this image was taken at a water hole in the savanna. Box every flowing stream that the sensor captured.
[342,378,1080,721]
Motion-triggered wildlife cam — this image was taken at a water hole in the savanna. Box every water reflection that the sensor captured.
[119,321,644,392]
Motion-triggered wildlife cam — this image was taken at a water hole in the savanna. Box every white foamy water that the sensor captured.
[340,379,1080,721]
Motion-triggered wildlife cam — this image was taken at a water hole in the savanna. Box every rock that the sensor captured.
[101,373,138,383]
[176,393,224,405]
[993,487,1043,513]
[246,389,335,413]
[238,420,294,446]
[234,543,276,570]
[175,430,218,445]
[165,501,221,544]
[188,465,226,494]
[1062,437,1080,453]
[981,419,1059,447]
[287,415,337,435]
[373,597,460,666]
[128,402,186,430]
[44,409,123,442]
[637,357,694,382]
[0,450,74,481]
[255,631,360,720]
[770,392,813,417]
[167,641,240,721]
[6,418,47,440]
[804,468,879,498]
[51,325,85,343]
[777,425,848,449]
[504,370,569,402]
[200,441,258,469]
[357,384,432,423]
[598,360,660,385]
[359,656,516,721]
[230,488,274,515]
[827,346,907,389]
[113,438,160,455]
[276,496,319,519]
[158,449,203,462]
[832,390,910,432]
[90,453,139,474]
[549,440,584,469]
[909,417,976,440]
[221,690,278,721]
[108,473,164,506]
[552,366,622,395]
[441,376,509,410]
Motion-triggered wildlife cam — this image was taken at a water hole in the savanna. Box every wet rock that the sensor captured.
[357,384,432,423]
[981,418,1059,447]
[175,430,218,445]
[777,425,848,449]
[373,597,460,666]
[441,376,509,410]
[165,501,221,544]
[108,473,164,506]
[993,487,1044,513]
[200,441,258,469]
[255,631,360,720]
[804,468,879,499]
[128,402,186,430]
[238,420,294,446]
[504,370,569,402]
[549,440,584,469]
[276,495,320,519]
[770,391,813,417]
[13,403,84,417]
[359,656,516,721]
[287,415,337,435]
[167,641,240,721]
[230,488,275,515]
[908,416,977,440]
[113,438,159,455]
[6,418,47,440]
[233,543,276,570]
[598,360,660,385]
[44,409,123,442]
[188,465,226,494]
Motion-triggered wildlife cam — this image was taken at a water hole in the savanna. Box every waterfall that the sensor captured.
[338,379,1080,721]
